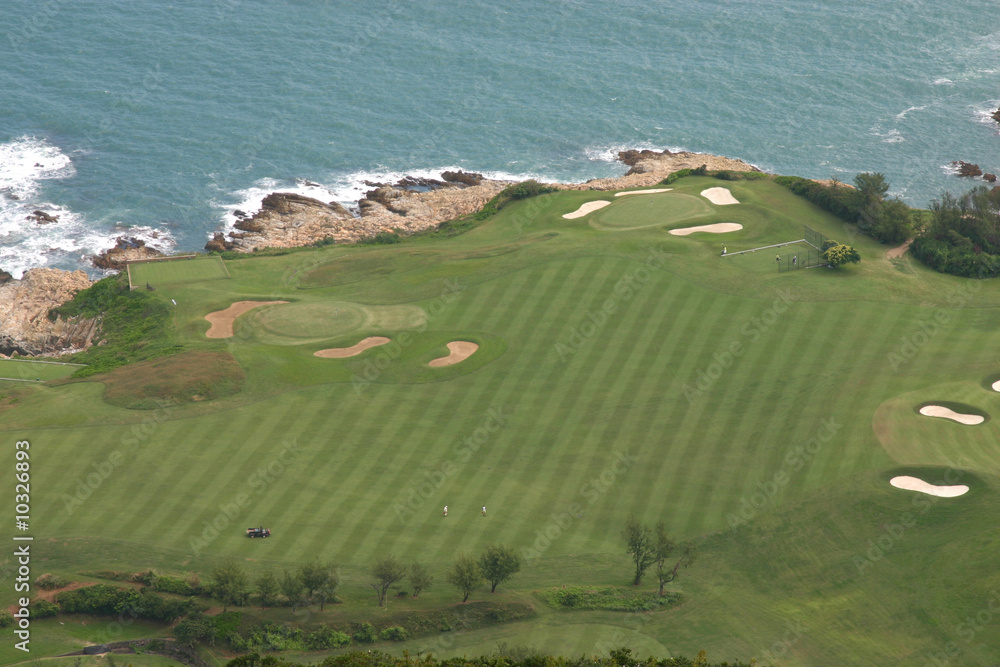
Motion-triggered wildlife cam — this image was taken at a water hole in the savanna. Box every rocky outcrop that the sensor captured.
[92,237,164,271]
[983,173,997,183]
[442,170,484,186]
[27,210,59,224]
[953,161,983,178]
[992,107,1000,124]
[561,150,762,191]
[0,270,12,285]
[0,268,98,357]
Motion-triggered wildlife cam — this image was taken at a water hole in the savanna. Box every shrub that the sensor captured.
[773,175,862,222]
[33,600,59,618]
[379,626,409,641]
[541,586,681,612]
[823,244,861,267]
[305,625,351,649]
[352,622,377,644]
[660,168,695,185]
[56,584,193,622]
[151,574,198,596]
[35,573,71,590]
[0,611,13,628]
[475,180,558,220]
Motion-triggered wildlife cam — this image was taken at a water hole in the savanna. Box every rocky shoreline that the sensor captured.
[1,150,757,358]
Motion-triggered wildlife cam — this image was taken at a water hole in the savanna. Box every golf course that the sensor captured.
[3,174,1000,666]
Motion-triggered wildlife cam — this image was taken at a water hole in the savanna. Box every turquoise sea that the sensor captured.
[1,1,997,276]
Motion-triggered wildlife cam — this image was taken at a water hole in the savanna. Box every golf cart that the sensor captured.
[246,526,271,538]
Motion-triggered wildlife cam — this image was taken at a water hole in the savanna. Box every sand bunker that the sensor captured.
[700,187,740,205]
[563,201,611,219]
[205,301,289,338]
[991,380,1000,392]
[890,475,969,498]
[429,341,479,367]
[314,336,391,359]
[614,188,673,197]
[919,405,984,425]
[669,223,743,236]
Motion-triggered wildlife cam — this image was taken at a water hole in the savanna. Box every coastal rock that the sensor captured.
[204,232,234,253]
[953,161,983,178]
[222,191,357,251]
[983,173,997,183]
[562,150,761,192]
[0,268,98,357]
[618,149,674,166]
[27,210,59,224]
[993,107,1000,124]
[442,170,484,186]
[0,269,13,284]
[92,237,164,271]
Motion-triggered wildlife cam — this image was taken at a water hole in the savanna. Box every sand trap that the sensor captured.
[992,380,1000,392]
[563,201,611,219]
[204,301,288,338]
[890,475,969,498]
[429,341,479,367]
[314,336,391,358]
[919,405,984,425]
[669,223,743,236]
[700,187,740,205]
[614,188,673,197]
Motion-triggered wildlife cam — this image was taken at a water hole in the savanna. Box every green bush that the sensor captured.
[0,611,12,628]
[352,622,377,644]
[151,574,198,596]
[773,175,862,223]
[660,168,695,185]
[541,586,681,612]
[475,180,558,220]
[35,573,71,590]
[379,626,409,641]
[56,584,192,622]
[33,600,59,618]
[305,625,351,649]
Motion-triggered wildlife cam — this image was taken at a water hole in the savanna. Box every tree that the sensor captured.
[446,553,484,603]
[410,563,433,598]
[315,563,339,611]
[873,198,914,245]
[854,172,889,212]
[174,612,215,647]
[256,570,279,608]
[622,514,656,586]
[211,556,249,611]
[280,569,306,612]
[823,243,861,267]
[299,561,327,599]
[370,554,407,607]
[479,544,521,593]
[652,522,676,597]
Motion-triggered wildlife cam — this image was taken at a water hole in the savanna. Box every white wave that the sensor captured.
[0,136,75,200]
[582,142,689,164]
[895,106,926,120]
[932,77,954,85]
[972,101,999,126]
[882,129,906,143]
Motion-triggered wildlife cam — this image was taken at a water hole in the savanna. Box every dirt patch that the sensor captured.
[614,188,673,197]
[204,300,288,338]
[669,223,743,236]
[429,341,479,367]
[700,187,740,205]
[563,201,611,219]
[314,336,391,358]
[919,404,984,425]
[98,350,246,409]
[885,239,913,259]
[890,475,969,498]
[7,580,96,613]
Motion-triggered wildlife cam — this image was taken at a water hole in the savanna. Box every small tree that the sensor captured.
[652,522,676,597]
[280,569,306,612]
[175,612,215,647]
[370,555,407,607]
[854,172,889,211]
[410,563,433,598]
[447,553,484,603]
[316,563,339,611]
[824,244,861,267]
[256,569,279,608]
[479,544,521,593]
[300,561,326,599]
[211,556,249,611]
[623,514,656,586]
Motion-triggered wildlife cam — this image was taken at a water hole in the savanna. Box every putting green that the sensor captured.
[589,192,714,230]
[244,301,427,345]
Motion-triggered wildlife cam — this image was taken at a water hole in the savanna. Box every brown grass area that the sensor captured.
[98,350,246,409]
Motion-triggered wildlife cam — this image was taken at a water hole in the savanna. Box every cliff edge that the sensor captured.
[0,268,98,357]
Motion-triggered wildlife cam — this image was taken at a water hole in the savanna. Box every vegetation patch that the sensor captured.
[541,586,682,612]
[49,273,181,377]
[476,180,559,220]
[94,350,245,409]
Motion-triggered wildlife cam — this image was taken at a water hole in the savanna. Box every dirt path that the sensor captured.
[885,239,913,259]
[204,300,288,338]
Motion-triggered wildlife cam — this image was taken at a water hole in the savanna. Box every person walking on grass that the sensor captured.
[443,506,448,517]
[482,506,486,516]
[775,254,781,263]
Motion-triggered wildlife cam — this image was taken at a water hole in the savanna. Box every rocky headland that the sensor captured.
[0,268,98,357]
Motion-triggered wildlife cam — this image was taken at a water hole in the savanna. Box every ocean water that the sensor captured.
[1,0,997,277]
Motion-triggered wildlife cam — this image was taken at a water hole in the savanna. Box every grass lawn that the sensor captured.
[3,175,1000,666]
[129,256,229,288]
[0,359,83,382]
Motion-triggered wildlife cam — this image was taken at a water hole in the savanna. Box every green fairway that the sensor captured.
[0,358,83,382]
[129,255,229,287]
[589,192,714,230]
[4,175,1000,666]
